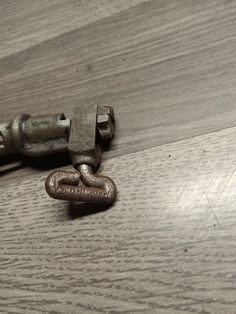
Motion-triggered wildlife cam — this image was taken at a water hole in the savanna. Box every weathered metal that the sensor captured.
[0,113,70,157]
[46,165,117,205]
[97,105,115,140]
[68,104,101,169]
[0,105,117,206]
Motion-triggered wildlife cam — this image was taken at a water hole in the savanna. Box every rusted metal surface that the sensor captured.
[68,104,101,169]
[45,104,117,206]
[46,165,117,205]
[97,105,115,140]
[0,105,117,206]
[0,114,70,157]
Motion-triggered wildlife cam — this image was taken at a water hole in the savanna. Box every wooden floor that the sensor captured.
[1,1,236,313]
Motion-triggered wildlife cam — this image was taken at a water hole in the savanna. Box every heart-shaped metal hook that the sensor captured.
[45,164,116,205]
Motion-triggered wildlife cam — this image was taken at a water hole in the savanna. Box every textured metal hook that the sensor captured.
[45,164,117,205]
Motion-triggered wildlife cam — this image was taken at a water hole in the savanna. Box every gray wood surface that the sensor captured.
[1,0,236,161]
[1,127,236,314]
[0,0,149,58]
[1,0,236,313]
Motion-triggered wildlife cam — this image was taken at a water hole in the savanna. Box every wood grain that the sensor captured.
[1,126,236,313]
[0,0,150,58]
[1,0,236,313]
[1,0,236,161]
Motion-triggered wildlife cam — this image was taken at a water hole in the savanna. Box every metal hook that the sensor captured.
[45,164,117,205]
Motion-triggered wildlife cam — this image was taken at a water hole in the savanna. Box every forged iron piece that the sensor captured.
[45,104,117,206]
[0,105,117,206]
[68,104,101,169]
[97,105,115,140]
[45,165,117,205]
[0,113,70,157]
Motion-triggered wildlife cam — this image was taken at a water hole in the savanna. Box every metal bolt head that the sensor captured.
[97,106,115,140]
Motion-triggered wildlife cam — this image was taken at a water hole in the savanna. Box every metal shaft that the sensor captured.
[0,113,70,157]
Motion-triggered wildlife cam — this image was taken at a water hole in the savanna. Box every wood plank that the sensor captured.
[1,126,236,313]
[0,0,149,58]
[1,0,236,160]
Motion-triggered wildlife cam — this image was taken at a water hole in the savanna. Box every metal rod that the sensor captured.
[0,114,70,157]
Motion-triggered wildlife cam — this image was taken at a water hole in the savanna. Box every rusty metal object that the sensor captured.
[0,113,70,157]
[0,105,117,206]
[97,105,115,140]
[46,165,116,205]
[68,104,101,169]
[45,104,116,206]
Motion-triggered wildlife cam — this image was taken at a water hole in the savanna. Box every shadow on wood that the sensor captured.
[0,152,71,177]
[68,201,112,219]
